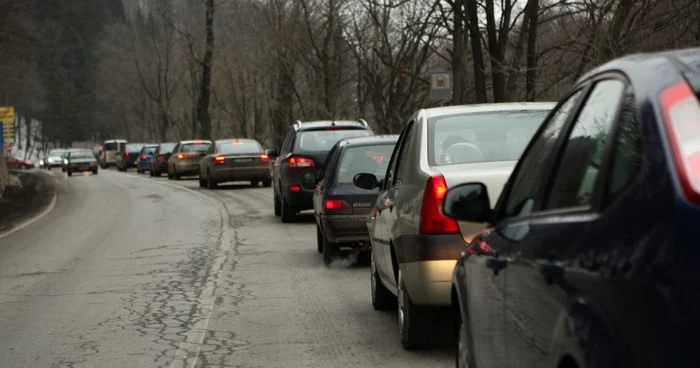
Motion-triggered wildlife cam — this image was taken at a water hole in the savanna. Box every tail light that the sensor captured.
[288,157,314,170]
[125,152,130,158]
[260,154,270,163]
[289,185,301,192]
[419,175,459,234]
[325,199,351,211]
[177,153,189,159]
[661,80,700,204]
[157,155,166,163]
[141,155,147,160]
[214,155,226,164]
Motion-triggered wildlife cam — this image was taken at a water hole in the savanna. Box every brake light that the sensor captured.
[125,152,130,158]
[289,185,301,192]
[141,155,147,160]
[419,175,459,234]
[194,141,202,145]
[288,157,314,170]
[214,155,226,164]
[232,141,244,144]
[157,155,165,163]
[661,80,700,204]
[325,199,351,211]
[260,154,270,163]
[177,153,189,159]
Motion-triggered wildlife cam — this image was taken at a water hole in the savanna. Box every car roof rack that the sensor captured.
[358,119,368,127]
[293,120,303,130]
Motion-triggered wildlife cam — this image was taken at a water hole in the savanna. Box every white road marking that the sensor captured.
[0,190,57,240]
[128,173,234,368]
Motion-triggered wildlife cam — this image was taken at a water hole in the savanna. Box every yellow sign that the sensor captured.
[1,106,15,143]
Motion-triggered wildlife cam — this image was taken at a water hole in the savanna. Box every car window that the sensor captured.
[181,143,211,153]
[143,146,157,154]
[217,141,262,154]
[394,123,417,184]
[104,142,117,150]
[386,121,413,187]
[126,144,145,152]
[429,109,550,166]
[505,89,584,218]
[604,95,643,205]
[159,143,176,153]
[70,151,94,159]
[293,129,371,152]
[335,144,396,184]
[281,130,293,154]
[546,79,627,210]
[318,145,339,182]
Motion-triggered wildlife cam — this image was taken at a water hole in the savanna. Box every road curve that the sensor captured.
[0,169,453,368]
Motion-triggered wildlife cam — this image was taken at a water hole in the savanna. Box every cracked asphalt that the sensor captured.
[0,169,453,368]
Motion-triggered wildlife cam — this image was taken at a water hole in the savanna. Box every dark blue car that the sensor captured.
[444,48,700,368]
[136,144,158,174]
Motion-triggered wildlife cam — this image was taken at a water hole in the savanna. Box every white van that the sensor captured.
[99,139,127,168]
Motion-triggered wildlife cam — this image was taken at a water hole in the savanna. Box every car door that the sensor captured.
[200,143,215,178]
[380,119,417,284]
[168,143,181,171]
[5,156,19,169]
[314,145,339,222]
[497,77,629,367]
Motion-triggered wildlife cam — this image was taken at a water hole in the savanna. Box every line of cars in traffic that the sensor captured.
[261,48,700,368]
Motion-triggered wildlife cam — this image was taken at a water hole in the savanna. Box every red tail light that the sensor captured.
[419,175,459,234]
[661,80,700,204]
[177,153,189,159]
[288,157,314,170]
[214,155,226,164]
[141,155,147,160]
[157,155,166,163]
[289,185,301,192]
[125,152,130,158]
[260,154,270,163]
[325,199,351,211]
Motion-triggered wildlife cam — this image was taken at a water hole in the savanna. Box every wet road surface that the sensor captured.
[0,169,453,367]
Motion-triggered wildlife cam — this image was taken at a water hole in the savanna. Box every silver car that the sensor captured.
[353,102,555,349]
[198,139,272,189]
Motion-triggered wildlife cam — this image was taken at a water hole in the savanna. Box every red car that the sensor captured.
[4,155,34,170]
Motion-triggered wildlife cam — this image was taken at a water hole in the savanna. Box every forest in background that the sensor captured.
[0,0,698,155]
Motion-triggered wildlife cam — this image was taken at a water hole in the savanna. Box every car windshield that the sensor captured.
[143,146,158,154]
[429,109,550,166]
[48,150,66,157]
[294,129,371,152]
[335,144,395,183]
[159,143,176,153]
[126,144,145,152]
[217,141,262,154]
[182,143,211,153]
[70,152,93,159]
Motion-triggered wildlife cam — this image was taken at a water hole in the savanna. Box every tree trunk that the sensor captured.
[505,11,530,101]
[525,0,539,101]
[24,115,31,160]
[484,0,506,102]
[451,0,466,104]
[465,0,488,103]
[196,0,215,140]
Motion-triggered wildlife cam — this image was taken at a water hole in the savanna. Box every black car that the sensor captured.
[65,149,99,176]
[445,47,700,367]
[270,119,374,222]
[149,142,176,177]
[116,143,146,172]
[313,135,398,264]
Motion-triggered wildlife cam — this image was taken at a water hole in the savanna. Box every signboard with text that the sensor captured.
[0,106,15,145]
[429,71,453,100]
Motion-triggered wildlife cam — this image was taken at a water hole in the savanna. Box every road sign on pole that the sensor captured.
[0,106,15,145]
[429,71,453,101]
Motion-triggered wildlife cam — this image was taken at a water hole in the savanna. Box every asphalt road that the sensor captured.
[0,168,453,368]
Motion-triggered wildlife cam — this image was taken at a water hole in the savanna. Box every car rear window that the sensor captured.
[218,141,262,154]
[429,109,550,166]
[294,129,371,152]
[126,144,145,152]
[103,142,117,150]
[70,151,93,159]
[143,146,158,154]
[335,144,395,183]
[182,143,211,153]
[159,143,176,153]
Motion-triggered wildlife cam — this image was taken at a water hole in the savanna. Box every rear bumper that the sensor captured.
[173,162,200,175]
[212,167,270,183]
[393,233,466,306]
[138,161,150,171]
[69,165,98,172]
[282,186,314,209]
[320,214,371,244]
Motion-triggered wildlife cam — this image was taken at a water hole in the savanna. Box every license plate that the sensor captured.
[235,159,253,163]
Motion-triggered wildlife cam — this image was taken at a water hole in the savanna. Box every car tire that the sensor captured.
[262,179,272,188]
[371,251,396,310]
[207,171,217,189]
[398,269,429,350]
[250,180,259,187]
[273,191,281,217]
[322,235,340,265]
[174,167,181,180]
[150,169,154,177]
[199,175,206,187]
[455,307,471,368]
[67,170,72,177]
[280,199,296,223]
[316,225,324,253]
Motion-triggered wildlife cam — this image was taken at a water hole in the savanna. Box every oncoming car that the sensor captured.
[198,139,272,189]
[65,149,99,176]
[167,140,212,180]
[313,135,398,264]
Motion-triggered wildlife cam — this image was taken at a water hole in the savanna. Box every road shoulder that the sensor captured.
[0,170,57,238]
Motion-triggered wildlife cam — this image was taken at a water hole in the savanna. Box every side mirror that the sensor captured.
[442,182,492,223]
[265,148,278,157]
[353,173,379,190]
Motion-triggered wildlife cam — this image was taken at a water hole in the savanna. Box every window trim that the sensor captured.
[537,73,632,216]
[384,120,414,189]
[393,119,417,186]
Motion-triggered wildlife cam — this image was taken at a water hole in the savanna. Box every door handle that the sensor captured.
[486,257,508,276]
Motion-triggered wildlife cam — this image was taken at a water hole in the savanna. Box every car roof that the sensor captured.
[158,142,176,145]
[214,138,259,144]
[337,135,399,148]
[179,139,212,144]
[103,139,127,143]
[424,102,556,119]
[295,120,370,131]
[578,47,700,84]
